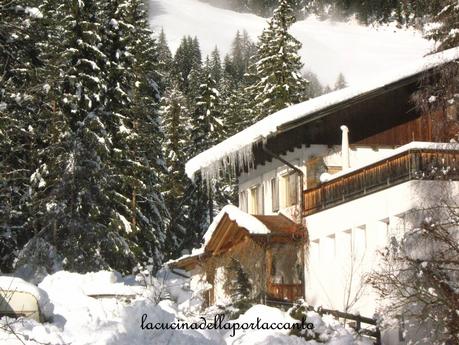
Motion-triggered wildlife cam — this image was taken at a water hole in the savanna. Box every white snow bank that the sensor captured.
[1,270,370,345]
[203,205,270,247]
[156,268,211,316]
[225,305,301,345]
[0,276,53,319]
[1,271,218,345]
[40,270,146,297]
[185,47,459,181]
[225,305,370,345]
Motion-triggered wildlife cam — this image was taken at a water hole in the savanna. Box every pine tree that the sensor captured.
[160,84,191,258]
[245,0,309,122]
[15,0,168,274]
[172,36,202,94]
[427,0,459,52]
[220,30,257,136]
[157,28,173,91]
[303,70,324,98]
[334,72,347,90]
[192,75,225,152]
[208,47,223,84]
[186,66,204,109]
[99,0,155,273]
[225,30,245,84]
[224,258,252,301]
[42,0,118,272]
[116,0,169,272]
[0,1,46,272]
[186,74,225,248]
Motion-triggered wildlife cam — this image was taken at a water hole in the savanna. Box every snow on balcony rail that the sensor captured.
[185,47,459,181]
[326,141,459,182]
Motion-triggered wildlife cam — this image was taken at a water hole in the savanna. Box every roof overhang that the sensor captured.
[169,205,306,270]
[185,47,459,180]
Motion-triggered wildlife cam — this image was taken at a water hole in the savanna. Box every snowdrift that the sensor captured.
[1,270,371,345]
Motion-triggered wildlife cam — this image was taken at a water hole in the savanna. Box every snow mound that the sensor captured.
[1,271,370,345]
[156,268,211,316]
[226,305,299,345]
[0,276,53,320]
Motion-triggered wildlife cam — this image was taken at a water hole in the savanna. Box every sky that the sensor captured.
[149,0,434,87]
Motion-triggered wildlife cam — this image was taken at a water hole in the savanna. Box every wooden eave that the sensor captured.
[171,211,307,270]
[205,213,305,256]
[168,252,210,270]
[205,214,251,256]
[239,68,442,174]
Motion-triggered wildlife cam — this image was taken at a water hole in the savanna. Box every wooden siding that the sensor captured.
[267,283,303,301]
[303,149,459,216]
[355,110,450,146]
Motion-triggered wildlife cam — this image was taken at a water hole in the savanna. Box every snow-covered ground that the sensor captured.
[0,270,372,345]
[149,0,433,86]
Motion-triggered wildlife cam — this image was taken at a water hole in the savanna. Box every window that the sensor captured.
[281,173,298,207]
[248,184,263,215]
[287,173,298,206]
[271,178,279,212]
[239,190,248,212]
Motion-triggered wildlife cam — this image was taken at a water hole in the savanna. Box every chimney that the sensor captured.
[340,125,350,170]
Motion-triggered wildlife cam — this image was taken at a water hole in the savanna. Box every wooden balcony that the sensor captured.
[303,148,459,216]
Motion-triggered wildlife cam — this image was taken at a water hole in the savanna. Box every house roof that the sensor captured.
[185,47,459,180]
[168,205,305,270]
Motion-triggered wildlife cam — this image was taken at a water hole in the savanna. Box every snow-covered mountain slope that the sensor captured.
[148,0,433,86]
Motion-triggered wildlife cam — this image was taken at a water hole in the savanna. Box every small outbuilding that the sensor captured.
[170,205,307,306]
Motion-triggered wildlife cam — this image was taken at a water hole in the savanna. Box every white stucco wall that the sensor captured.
[238,144,397,217]
[236,143,459,345]
[305,180,459,345]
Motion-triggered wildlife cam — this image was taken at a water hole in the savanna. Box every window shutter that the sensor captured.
[240,191,248,212]
[271,178,279,212]
[257,184,264,215]
[288,173,298,206]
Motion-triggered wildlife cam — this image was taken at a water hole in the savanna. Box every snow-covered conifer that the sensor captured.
[160,84,191,258]
[245,0,309,122]
[334,72,347,90]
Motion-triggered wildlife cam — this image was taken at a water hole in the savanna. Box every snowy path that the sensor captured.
[148,0,433,86]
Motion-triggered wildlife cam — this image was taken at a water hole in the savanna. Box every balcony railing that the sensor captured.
[267,282,303,301]
[303,148,459,216]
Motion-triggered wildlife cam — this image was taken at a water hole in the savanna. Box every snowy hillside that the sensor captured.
[149,0,433,86]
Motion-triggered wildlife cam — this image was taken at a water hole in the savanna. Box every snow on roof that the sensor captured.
[169,205,271,265]
[202,204,270,246]
[185,47,459,180]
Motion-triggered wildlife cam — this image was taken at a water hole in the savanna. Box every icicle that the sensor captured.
[194,144,255,190]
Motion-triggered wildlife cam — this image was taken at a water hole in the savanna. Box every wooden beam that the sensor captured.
[211,217,234,254]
